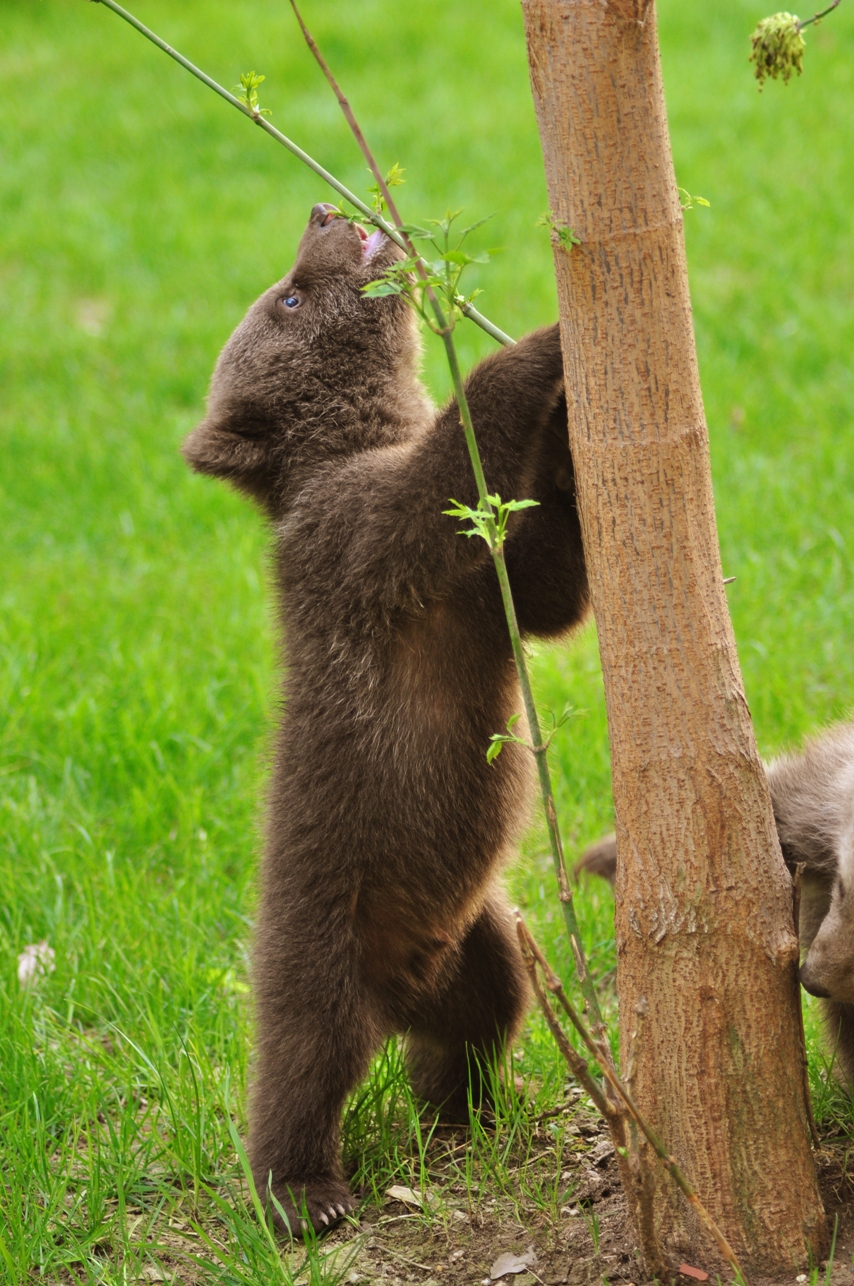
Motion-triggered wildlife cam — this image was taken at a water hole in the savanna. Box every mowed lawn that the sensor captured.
[2,0,854,1281]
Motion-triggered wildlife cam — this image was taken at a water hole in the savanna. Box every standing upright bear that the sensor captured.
[182,204,589,1232]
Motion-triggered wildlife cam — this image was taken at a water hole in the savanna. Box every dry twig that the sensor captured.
[515,914,749,1286]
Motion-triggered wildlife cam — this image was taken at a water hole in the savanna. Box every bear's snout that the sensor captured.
[799,962,831,999]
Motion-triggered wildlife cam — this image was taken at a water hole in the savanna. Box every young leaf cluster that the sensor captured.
[234,70,272,118]
[486,705,581,764]
[362,210,492,330]
[368,162,405,215]
[536,213,581,251]
[486,713,528,764]
[678,187,711,213]
[442,493,539,552]
[749,13,806,85]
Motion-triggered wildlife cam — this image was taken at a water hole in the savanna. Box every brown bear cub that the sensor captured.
[183,203,589,1233]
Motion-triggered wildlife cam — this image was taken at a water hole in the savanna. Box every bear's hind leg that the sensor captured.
[404,896,530,1120]
[249,922,382,1236]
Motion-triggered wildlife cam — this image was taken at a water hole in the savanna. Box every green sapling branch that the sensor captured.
[359,172,605,1028]
[437,319,605,1033]
[88,0,512,347]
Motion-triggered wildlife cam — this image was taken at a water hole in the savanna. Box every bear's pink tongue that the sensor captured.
[362,228,385,260]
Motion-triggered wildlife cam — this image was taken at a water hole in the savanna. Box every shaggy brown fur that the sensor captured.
[183,204,589,1233]
[575,721,854,1083]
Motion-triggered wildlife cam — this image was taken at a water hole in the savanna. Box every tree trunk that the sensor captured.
[521,1,826,1277]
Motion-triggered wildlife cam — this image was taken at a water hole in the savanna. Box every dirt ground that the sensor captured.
[49,1097,854,1285]
[318,1119,854,1286]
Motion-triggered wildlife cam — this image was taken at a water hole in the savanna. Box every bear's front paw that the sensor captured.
[266,1176,357,1237]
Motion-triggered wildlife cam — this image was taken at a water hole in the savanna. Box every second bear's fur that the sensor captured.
[576,720,854,1084]
[183,205,589,1232]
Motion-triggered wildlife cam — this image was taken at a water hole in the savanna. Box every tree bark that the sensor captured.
[521,1,826,1277]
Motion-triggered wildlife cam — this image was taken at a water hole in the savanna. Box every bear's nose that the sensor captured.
[311,203,339,228]
[799,964,831,999]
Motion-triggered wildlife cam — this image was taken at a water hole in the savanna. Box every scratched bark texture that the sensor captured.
[521,0,826,1277]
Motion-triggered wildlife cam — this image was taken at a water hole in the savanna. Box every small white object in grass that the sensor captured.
[384,1184,423,1208]
[489,1248,536,1279]
[17,941,55,987]
[796,1277,808,1283]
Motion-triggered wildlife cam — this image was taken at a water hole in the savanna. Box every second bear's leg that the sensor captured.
[404,896,530,1118]
[821,999,854,1088]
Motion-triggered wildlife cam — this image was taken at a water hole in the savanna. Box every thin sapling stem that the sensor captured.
[442,333,604,1033]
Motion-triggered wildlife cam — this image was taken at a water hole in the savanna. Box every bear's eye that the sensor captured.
[281,295,301,309]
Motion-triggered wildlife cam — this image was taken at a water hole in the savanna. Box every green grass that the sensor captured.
[2,0,854,1280]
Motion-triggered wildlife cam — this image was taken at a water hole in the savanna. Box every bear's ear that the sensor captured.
[181,413,279,513]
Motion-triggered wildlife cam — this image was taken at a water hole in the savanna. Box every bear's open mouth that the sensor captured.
[356,224,386,261]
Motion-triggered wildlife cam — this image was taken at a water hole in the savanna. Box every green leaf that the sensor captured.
[362,280,405,298]
[397,223,432,240]
[458,213,495,237]
[486,740,503,764]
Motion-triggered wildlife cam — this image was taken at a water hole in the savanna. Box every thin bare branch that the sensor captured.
[516,923,610,1118]
[797,0,841,30]
[286,2,517,346]
[516,916,749,1286]
[289,0,391,211]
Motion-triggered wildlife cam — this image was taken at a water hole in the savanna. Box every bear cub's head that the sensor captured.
[183,203,425,516]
